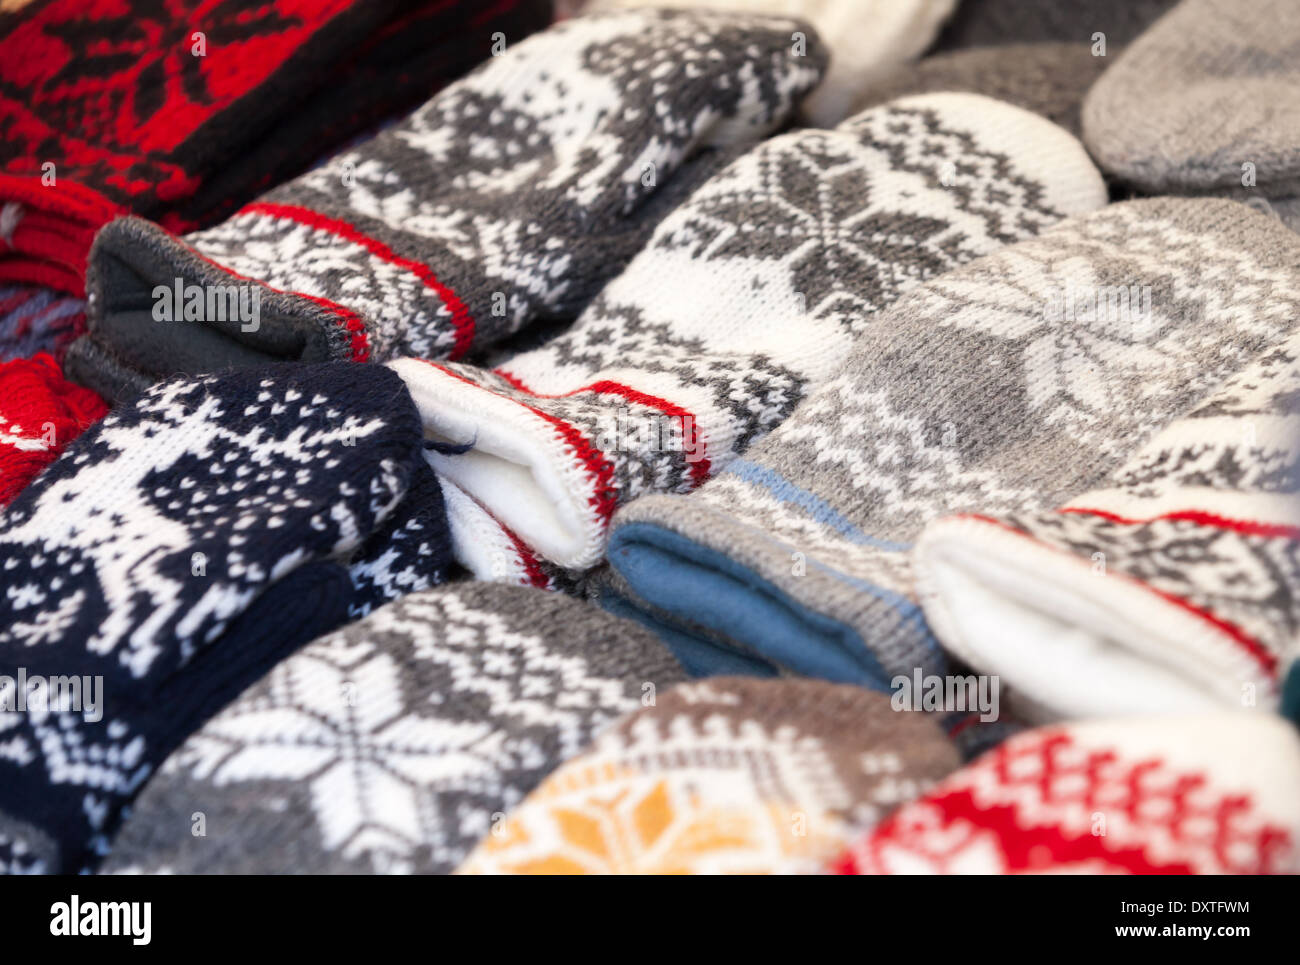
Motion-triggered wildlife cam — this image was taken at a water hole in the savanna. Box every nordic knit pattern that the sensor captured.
[101,584,685,875]
[605,198,1300,686]
[0,352,106,506]
[586,0,958,126]
[394,92,1106,573]
[0,362,449,873]
[0,285,85,361]
[68,9,827,403]
[833,714,1300,875]
[0,0,553,293]
[458,677,960,875]
[915,333,1300,720]
[347,458,455,619]
[1083,0,1300,202]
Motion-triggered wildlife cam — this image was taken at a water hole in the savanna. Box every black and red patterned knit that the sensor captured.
[0,0,553,294]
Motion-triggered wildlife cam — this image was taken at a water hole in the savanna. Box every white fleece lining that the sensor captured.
[389,358,598,569]
[436,474,534,585]
[915,519,1276,722]
[427,426,588,566]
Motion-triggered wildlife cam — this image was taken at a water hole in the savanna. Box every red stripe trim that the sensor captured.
[416,360,618,523]
[1061,506,1300,541]
[241,202,475,359]
[495,369,711,486]
[186,240,371,362]
[948,513,1279,677]
[294,295,371,363]
[501,523,553,590]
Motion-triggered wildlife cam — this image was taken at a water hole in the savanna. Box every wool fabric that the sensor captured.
[915,333,1300,721]
[347,457,455,620]
[931,0,1178,52]
[585,0,958,126]
[605,198,1300,686]
[438,477,559,591]
[0,362,450,872]
[0,352,105,506]
[833,713,1300,875]
[64,9,827,404]
[1083,0,1300,207]
[0,285,84,361]
[0,0,553,293]
[854,43,1110,141]
[457,677,959,874]
[394,92,1106,574]
[101,584,685,874]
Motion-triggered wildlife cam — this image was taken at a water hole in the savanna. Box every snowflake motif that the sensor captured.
[180,646,506,867]
[906,251,1186,451]
[669,134,970,327]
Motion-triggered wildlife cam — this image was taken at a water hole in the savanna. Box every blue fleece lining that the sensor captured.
[600,592,779,679]
[609,522,904,688]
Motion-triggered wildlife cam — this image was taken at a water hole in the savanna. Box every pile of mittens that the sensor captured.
[0,0,1297,876]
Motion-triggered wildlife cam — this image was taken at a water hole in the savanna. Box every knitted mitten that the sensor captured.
[585,0,957,126]
[0,352,106,506]
[457,677,960,875]
[914,334,1300,721]
[347,458,455,619]
[854,43,1110,140]
[393,92,1106,573]
[0,0,553,293]
[0,361,449,872]
[604,198,1300,686]
[931,0,1178,51]
[100,584,685,874]
[1083,0,1300,208]
[66,10,827,404]
[0,285,85,361]
[438,477,560,590]
[833,714,1300,874]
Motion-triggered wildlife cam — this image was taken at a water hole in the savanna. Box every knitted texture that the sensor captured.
[605,198,1300,686]
[1083,0,1300,202]
[457,677,960,874]
[585,0,957,126]
[438,476,562,590]
[853,43,1110,140]
[833,714,1300,874]
[0,351,106,506]
[0,285,84,360]
[66,10,827,404]
[0,362,450,873]
[930,0,1178,51]
[346,457,455,620]
[101,584,685,874]
[0,0,553,293]
[915,333,1300,721]
[393,92,1106,574]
